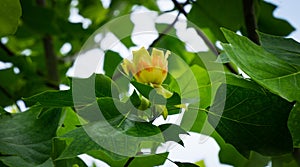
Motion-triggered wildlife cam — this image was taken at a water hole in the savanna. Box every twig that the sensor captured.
[243,0,260,44]
[0,43,14,57]
[171,0,238,74]
[150,12,180,47]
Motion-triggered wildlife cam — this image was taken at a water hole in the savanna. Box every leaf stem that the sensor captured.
[123,157,135,167]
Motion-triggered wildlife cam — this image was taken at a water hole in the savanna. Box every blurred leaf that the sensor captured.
[188,0,244,42]
[0,68,25,106]
[78,0,108,26]
[222,28,300,102]
[21,1,59,35]
[0,108,61,166]
[209,83,293,157]
[0,0,22,36]
[257,1,295,36]
[288,103,300,147]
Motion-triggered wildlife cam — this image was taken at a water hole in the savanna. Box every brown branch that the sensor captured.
[42,35,59,87]
[243,0,260,44]
[36,0,59,89]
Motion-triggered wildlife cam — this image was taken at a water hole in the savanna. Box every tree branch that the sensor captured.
[36,0,59,89]
[171,0,238,74]
[150,12,180,48]
[243,0,260,44]
[0,43,14,57]
[42,35,59,87]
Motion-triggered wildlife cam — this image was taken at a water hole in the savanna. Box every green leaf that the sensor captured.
[24,74,119,107]
[158,124,188,147]
[174,162,200,167]
[103,50,123,78]
[256,1,295,36]
[259,32,300,66]
[222,28,300,102]
[0,108,61,166]
[58,97,164,159]
[21,1,59,35]
[288,102,300,147]
[216,52,230,63]
[52,138,88,167]
[88,150,128,167]
[209,83,293,157]
[131,81,153,99]
[0,0,21,36]
[24,90,74,107]
[57,108,87,136]
[128,153,168,167]
[188,0,244,42]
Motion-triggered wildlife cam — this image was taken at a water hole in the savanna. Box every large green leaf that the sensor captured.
[0,108,61,166]
[24,74,119,107]
[208,83,293,157]
[0,0,21,36]
[222,28,300,102]
[58,97,164,159]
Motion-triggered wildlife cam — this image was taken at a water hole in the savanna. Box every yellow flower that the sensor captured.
[122,47,170,86]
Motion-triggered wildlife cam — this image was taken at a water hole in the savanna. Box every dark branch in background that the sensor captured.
[243,0,260,44]
[150,12,180,48]
[171,0,238,74]
[0,43,14,56]
[36,0,59,89]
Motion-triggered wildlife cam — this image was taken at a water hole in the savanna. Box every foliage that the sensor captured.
[0,0,299,167]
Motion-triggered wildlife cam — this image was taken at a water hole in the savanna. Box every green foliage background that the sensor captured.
[0,0,299,167]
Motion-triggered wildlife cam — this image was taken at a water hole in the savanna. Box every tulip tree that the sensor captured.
[0,0,300,167]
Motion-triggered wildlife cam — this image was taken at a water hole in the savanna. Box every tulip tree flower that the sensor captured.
[122,47,172,98]
[122,47,170,86]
